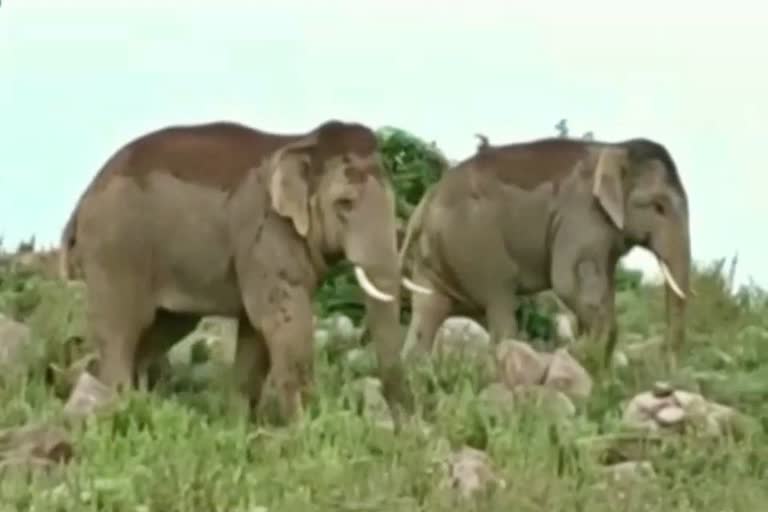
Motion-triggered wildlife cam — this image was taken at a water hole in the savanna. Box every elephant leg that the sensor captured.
[134,310,200,389]
[553,257,616,375]
[246,283,314,424]
[85,266,154,393]
[232,319,271,414]
[402,271,454,362]
[485,288,519,345]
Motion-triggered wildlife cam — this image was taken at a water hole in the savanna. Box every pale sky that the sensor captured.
[1,1,766,288]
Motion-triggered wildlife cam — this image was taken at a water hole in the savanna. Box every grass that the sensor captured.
[1,256,768,511]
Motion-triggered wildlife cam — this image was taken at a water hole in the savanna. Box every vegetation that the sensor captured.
[1,126,767,510]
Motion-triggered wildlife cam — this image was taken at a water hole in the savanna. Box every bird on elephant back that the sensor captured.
[398,134,691,377]
[58,119,432,428]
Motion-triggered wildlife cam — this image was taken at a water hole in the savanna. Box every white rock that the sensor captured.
[434,316,490,356]
[553,312,577,343]
[542,348,593,401]
[602,461,656,483]
[655,405,686,427]
[440,446,505,498]
[63,371,116,418]
[495,339,548,388]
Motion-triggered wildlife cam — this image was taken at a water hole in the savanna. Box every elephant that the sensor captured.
[398,135,691,373]
[59,119,431,425]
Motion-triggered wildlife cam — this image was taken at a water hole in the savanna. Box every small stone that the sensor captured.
[602,461,656,483]
[612,350,629,368]
[655,405,686,427]
[553,312,577,344]
[440,446,505,499]
[329,314,356,342]
[622,391,670,432]
[345,348,377,376]
[652,381,674,398]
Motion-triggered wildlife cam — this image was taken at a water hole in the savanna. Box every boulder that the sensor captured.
[622,382,750,437]
[63,371,117,419]
[542,348,593,401]
[0,422,73,475]
[495,339,548,388]
[439,446,506,499]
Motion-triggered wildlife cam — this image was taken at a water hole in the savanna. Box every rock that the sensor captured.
[622,385,750,438]
[601,460,656,482]
[622,390,671,433]
[353,377,393,430]
[542,348,593,401]
[439,446,505,499]
[345,348,377,377]
[655,406,686,430]
[316,313,359,354]
[477,383,516,414]
[495,339,548,388]
[63,371,117,418]
[478,382,576,421]
[434,316,491,356]
[512,385,576,420]
[0,423,74,475]
[0,314,31,369]
[553,312,577,344]
[612,350,629,368]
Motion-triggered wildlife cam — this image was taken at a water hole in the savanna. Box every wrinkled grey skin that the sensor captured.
[60,120,416,425]
[399,136,691,374]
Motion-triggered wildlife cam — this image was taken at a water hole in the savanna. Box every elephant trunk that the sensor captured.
[651,229,691,356]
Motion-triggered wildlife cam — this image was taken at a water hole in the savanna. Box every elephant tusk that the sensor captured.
[401,276,433,295]
[658,258,686,300]
[354,266,395,302]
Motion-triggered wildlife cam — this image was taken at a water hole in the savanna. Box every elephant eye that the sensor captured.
[653,201,666,215]
[337,198,355,212]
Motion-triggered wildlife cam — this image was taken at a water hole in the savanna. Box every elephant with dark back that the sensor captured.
[60,119,429,425]
[399,135,691,373]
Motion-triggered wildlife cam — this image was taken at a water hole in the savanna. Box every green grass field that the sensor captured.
[2,255,768,511]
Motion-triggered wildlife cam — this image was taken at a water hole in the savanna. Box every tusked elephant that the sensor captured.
[399,135,691,373]
[59,119,431,425]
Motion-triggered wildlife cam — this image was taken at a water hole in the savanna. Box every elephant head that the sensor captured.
[266,121,423,414]
[591,139,691,354]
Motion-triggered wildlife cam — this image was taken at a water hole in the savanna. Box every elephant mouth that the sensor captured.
[353,266,434,303]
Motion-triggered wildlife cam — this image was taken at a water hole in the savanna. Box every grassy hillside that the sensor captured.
[1,129,767,510]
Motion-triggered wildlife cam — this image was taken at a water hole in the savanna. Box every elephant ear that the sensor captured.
[268,136,318,237]
[591,147,627,230]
